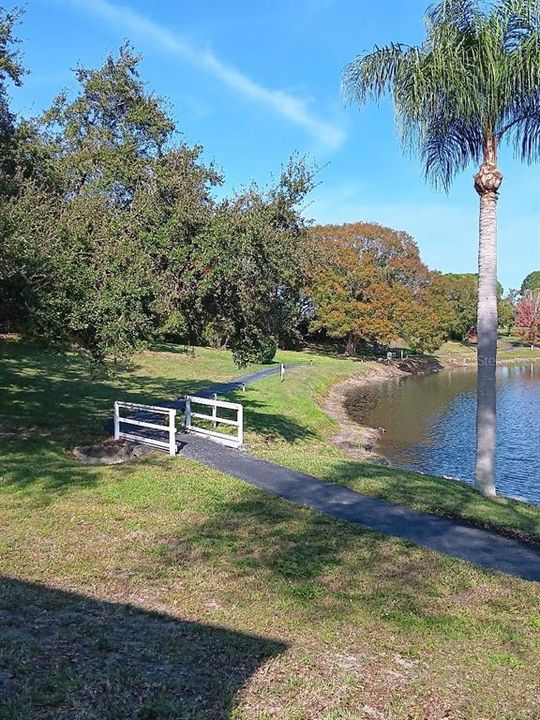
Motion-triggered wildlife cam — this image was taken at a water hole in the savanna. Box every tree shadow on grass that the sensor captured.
[0,438,180,507]
[227,392,317,444]
[0,352,221,501]
[0,339,317,499]
[0,343,216,445]
[0,341,202,499]
[0,339,308,447]
[150,491,504,639]
[208,378,321,445]
[0,575,286,720]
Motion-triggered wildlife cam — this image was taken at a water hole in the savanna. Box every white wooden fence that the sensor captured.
[114,401,177,455]
[184,395,243,448]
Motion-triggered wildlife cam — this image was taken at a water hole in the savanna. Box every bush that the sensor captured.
[232,333,277,366]
[257,336,277,363]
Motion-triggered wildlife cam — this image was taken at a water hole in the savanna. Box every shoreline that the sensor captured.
[321,363,407,464]
[322,352,540,464]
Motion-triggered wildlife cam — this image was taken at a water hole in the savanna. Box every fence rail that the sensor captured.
[184,395,243,448]
[114,401,177,455]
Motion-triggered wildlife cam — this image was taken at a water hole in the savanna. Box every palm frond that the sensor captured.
[503,90,540,160]
[342,0,540,188]
[496,1,540,161]
[420,115,483,189]
[341,43,409,106]
[425,0,483,34]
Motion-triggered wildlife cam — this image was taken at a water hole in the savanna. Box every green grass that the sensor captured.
[435,339,540,364]
[1,337,540,718]
[0,337,272,447]
[226,360,540,543]
[2,452,540,718]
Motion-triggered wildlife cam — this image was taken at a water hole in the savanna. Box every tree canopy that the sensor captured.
[521,270,540,294]
[515,290,540,343]
[0,23,317,366]
[305,222,452,353]
[3,5,529,369]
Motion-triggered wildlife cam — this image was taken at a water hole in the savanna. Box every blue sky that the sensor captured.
[8,0,540,290]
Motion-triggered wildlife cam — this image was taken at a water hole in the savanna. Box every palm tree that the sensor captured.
[342,0,540,497]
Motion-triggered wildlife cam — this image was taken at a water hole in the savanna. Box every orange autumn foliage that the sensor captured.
[305,222,451,353]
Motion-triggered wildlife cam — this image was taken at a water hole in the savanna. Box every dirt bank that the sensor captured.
[322,364,401,463]
[322,351,539,463]
[321,356,442,463]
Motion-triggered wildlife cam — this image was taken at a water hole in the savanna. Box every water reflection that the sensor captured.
[345,363,540,505]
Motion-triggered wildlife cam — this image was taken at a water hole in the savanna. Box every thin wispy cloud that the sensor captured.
[74,0,346,150]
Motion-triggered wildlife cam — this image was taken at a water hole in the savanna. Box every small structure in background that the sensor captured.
[280,363,285,381]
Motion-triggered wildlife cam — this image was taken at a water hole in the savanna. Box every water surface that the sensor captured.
[344,363,540,505]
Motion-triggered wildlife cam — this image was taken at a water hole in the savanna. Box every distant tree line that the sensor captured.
[302,225,538,353]
[0,9,536,365]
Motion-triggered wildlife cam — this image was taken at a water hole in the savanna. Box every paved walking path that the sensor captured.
[155,366,285,412]
[196,366,286,398]
[179,433,540,581]
[152,363,539,581]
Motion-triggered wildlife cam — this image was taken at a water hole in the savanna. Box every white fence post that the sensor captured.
[212,393,218,427]
[169,409,177,456]
[113,401,178,455]
[237,403,244,447]
[114,401,120,440]
[183,395,243,448]
[280,363,285,382]
[184,397,191,432]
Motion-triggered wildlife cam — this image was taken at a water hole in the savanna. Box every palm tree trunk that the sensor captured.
[474,137,502,498]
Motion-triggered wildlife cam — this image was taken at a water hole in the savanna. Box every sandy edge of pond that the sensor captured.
[321,352,540,463]
[321,357,443,463]
[320,364,405,464]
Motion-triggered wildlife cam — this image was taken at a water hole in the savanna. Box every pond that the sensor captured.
[344,362,540,506]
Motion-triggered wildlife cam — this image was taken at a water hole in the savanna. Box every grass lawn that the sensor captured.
[231,357,540,543]
[435,339,540,364]
[1,337,540,719]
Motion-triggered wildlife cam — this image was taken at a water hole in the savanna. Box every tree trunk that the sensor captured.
[345,332,358,356]
[474,136,502,498]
